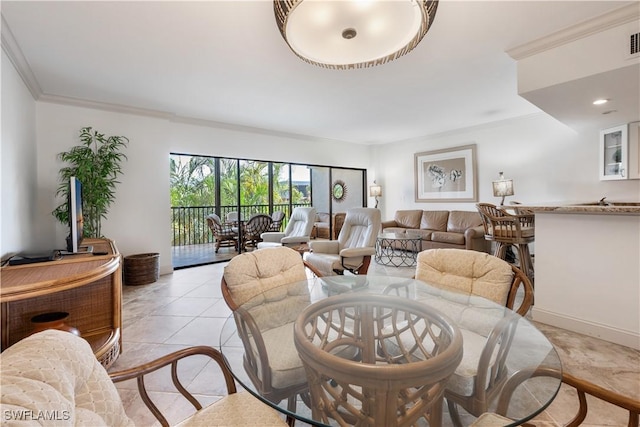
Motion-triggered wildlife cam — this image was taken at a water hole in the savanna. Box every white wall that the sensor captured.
[1,49,37,254]
[32,102,371,274]
[371,113,640,223]
[534,212,640,349]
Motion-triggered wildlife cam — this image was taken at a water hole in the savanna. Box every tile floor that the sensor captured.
[111,260,640,426]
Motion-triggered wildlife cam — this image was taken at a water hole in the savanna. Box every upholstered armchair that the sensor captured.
[258,207,316,249]
[304,208,381,276]
[0,330,288,427]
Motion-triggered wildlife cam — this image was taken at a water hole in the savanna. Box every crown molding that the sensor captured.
[36,92,351,144]
[507,3,640,60]
[1,14,42,99]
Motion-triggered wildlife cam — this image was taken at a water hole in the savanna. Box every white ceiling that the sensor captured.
[1,1,634,144]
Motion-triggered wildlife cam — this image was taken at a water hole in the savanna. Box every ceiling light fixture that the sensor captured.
[593,99,609,105]
[274,0,439,70]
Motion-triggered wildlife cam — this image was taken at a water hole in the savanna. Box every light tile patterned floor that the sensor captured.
[111,260,640,426]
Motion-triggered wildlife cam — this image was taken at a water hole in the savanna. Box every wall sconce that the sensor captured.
[492,172,514,206]
[369,182,382,209]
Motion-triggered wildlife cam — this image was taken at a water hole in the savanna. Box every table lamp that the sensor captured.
[492,172,514,206]
[369,182,382,209]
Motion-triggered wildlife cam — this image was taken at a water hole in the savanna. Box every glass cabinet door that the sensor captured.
[599,124,628,180]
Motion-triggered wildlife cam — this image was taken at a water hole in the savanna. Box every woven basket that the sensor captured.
[124,253,159,286]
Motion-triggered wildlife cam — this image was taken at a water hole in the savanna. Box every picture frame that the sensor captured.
[414,144,477,202]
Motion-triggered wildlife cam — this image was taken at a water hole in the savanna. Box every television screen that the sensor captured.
[67,176,89,253]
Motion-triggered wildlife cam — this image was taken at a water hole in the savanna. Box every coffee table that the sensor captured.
[375,232,422,267]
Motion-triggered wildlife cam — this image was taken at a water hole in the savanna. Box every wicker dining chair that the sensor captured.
[206,214,238,253]
[221,247,313,426]
[241,214,273,251]
[470,366,640,427]
[294,293,463,427]
[382,249,534,426]
[476,203,535,283]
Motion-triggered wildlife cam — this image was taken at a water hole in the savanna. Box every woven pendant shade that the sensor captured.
[274,0,439,70]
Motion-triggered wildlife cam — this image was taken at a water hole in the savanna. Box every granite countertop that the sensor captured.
[514,201,640,215]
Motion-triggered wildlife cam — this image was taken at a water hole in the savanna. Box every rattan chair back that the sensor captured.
[294,293,463,427]
[242,214,273,250]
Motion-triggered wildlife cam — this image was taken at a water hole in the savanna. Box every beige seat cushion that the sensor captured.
[415,248,513,306]
[468,412,513,426]
[176,392,287,427]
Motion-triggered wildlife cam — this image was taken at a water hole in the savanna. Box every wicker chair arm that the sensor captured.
[109,346,236,427]
[232,306,274,393]
[506,265,534,316]
[494,366,640,427]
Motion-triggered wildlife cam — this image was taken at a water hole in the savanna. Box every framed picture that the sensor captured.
[414,144,477,202]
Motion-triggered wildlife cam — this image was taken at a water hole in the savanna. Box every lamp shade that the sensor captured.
[274,0,439,69]
[492,172,514,206]
[369,184,382,197]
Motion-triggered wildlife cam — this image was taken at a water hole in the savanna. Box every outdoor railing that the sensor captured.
[171,203,311,247]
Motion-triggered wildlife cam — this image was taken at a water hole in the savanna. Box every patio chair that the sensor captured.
[258,207,316,249]
[268,210,286,232]
[221,246,313,426]
[241,214,273,251]
[304,207,381,276]
[206,213,238,253]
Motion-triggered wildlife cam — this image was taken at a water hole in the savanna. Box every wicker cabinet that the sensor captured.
[1,238,122,367]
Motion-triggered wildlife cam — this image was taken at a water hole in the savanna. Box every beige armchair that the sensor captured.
[0,329,287,427]
[304,207,381,276]
[257,207,316,249]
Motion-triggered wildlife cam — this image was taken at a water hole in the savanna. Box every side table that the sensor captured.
[375,232,422,267]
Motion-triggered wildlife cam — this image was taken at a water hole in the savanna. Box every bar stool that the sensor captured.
[476,203,535,283]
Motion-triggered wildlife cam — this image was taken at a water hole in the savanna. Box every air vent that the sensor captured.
[631,32,640,56]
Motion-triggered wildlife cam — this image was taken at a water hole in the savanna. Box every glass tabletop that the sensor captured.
[219,275,561,426]
[377,232,422,240]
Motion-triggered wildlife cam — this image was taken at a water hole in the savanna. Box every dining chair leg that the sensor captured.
[516,243,534,285]
[494,242,509,260]
[446,399,464,427]
[286,395,297,426]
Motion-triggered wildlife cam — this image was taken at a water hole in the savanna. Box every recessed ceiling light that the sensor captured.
[593,99,609,105]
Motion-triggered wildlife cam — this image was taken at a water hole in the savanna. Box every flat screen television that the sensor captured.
[66,176,93,254]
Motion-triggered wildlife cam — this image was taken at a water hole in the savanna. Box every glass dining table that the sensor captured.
[219,275,562,426]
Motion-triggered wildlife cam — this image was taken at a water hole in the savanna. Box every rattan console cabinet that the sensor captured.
[1,238,122,368]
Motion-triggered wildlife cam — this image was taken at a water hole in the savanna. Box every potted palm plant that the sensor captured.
[52,126,128,238]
